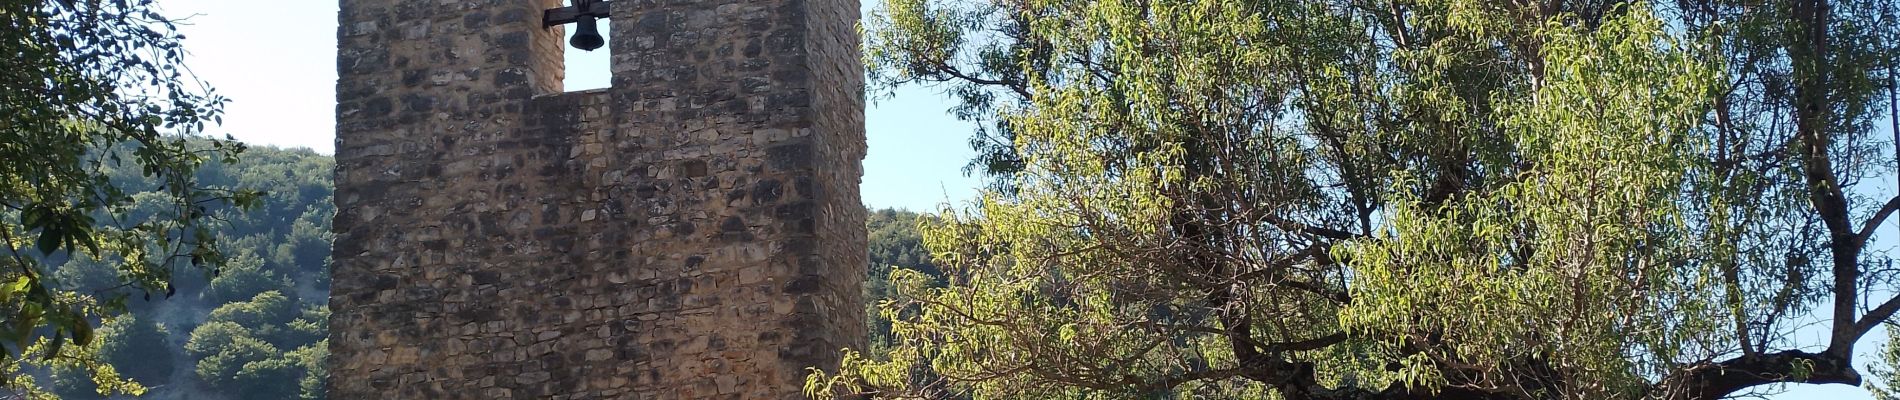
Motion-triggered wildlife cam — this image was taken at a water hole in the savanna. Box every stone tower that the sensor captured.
[326,0,866,398]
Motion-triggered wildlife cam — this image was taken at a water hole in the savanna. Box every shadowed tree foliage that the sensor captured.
[96,314,174,387]
[809,0,1900,399]
[51,314,173,399]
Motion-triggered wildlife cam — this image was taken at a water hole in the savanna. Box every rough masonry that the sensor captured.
[325,0,867,398]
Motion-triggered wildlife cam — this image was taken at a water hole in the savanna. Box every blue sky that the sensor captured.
[152,0,1883,398]
[154,0,979,213]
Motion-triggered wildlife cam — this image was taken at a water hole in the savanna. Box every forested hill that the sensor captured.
[47,145,334,400]
[44,144,935,399]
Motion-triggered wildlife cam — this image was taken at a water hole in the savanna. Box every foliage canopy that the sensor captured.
[812,0,1900,399]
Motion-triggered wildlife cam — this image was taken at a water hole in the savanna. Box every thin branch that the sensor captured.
[1259,215,1360,241]
[1853,195,1900,244]
[1851,294,1900,345]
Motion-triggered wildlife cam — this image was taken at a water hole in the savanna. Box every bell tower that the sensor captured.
[326,0,867,397]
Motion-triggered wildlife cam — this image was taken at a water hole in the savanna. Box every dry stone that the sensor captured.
[326,0,867,398]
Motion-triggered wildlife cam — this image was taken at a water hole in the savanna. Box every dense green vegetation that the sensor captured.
[865,209,943,351]
[0,0,251,396]
[809,0,1900,399]
[38,146,332,400]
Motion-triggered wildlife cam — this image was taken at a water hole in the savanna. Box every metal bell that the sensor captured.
[570,16,605,51]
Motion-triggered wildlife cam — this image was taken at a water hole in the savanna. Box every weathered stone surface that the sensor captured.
[327,0,866,398]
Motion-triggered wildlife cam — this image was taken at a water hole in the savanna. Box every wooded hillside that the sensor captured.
[38,145,937,399]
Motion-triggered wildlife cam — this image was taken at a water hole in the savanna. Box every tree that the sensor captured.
[96,314,174,386]
[809,0,1900,399]
[25,318,144,400]
[275,216,333,276]
[869,209,937,278]
[185,319,316,399]
[205,290,297,344]
[185,290,327,398]
[865,209,942,350]
[288,341,328,400]
[50,255,124,294]
[51,314,172,399]
[202,252,283,305]
[46,362,103,400]
[1871,328,1900,399]
[37,145,334,398]
[225,353,301,400]
[187,327,277,394]
[184,321,253,365]
[0,0,250,395]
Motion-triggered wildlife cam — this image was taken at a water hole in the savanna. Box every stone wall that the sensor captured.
[326,0,866,398]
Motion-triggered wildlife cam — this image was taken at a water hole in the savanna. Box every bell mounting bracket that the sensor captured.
[545,0,612,51]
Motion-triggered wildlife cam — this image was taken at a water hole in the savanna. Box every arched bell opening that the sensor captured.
[546,0,612,92]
